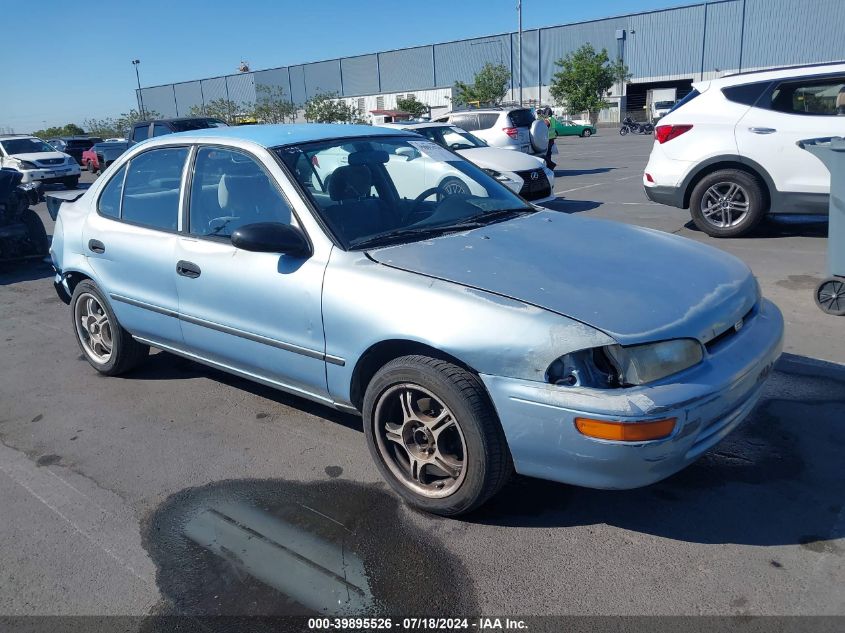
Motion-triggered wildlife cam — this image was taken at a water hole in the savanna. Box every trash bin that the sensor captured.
[797,136,845,316]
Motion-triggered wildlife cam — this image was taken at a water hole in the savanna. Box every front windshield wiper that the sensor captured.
[349,208,537,250]
[350,225,465,250]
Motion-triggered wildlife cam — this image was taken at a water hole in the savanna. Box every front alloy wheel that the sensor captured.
[374,384,467,498]
[363,355,512,515]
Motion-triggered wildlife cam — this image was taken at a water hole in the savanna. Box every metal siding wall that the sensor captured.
[511,30,540,91]
[378,46,434,93]
[341,55,379,96]
[200,77,227,106]
[173,81,204,116]
[434,35,511,86]
[539,18,627,86]
[289,65,307,105]
[304,60,342,98]
[225,73,256,105]
[626,5,705,79]
[742,0,845,69]
[140,85,177,118]
[253,67,292,102]
[701,0,743,76]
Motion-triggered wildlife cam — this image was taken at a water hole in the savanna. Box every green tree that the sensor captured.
[396,95,429,118]
[31,123,85,138]
[453,63,511,106]
[549,44,630,124]
[188,98,244,125]
[83,117,121,138]
[303,92,362,123]
[250,85,297,123]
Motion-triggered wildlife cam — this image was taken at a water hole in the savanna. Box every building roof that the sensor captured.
[168,123,410,147]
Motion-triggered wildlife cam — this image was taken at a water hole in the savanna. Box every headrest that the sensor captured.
[218,174,261,209]
[328,165,372,201]
[348,150,389,166]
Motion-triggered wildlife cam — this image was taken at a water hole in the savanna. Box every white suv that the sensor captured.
[433,107,548,155]
[643,62,845,237]
[0,135,81,190]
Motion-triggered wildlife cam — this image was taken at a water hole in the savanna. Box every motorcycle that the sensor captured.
[620,117,655,136]
[0,168,48,262]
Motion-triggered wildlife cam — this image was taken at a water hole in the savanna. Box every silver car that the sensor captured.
[49,124,784,516]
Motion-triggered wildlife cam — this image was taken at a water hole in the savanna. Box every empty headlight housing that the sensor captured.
[17,160,38,170]
[547,339,704,388]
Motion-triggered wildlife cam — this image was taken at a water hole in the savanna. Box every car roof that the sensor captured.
[704,61,845,88]
[166,123,410,147]
[382,122,450,130]
[0,134,34,140]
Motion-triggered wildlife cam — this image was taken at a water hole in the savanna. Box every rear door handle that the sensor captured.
[88,239,105,254]
[749,127,777,134]
[176,260,201,279]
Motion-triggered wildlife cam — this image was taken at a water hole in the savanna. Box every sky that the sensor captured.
[0,0,688,134]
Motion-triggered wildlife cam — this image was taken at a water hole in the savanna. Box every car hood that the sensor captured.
[368,211,758,346]
[8,151,70,162]
[457,146,544,172]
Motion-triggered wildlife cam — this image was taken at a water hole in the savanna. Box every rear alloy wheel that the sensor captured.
[815,277,845,316]
[363,355,512,516]
[71,280,149,375]
[690,169,766,238]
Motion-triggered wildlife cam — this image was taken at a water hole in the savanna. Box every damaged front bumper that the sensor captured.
[480,298,784,489]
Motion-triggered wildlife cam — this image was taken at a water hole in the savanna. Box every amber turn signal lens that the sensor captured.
[574,417,676,441]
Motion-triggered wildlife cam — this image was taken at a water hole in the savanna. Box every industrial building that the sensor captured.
[136,0,845,123]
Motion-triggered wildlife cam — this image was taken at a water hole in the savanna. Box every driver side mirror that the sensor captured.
[231,222,311,257]
[395,147,420,161]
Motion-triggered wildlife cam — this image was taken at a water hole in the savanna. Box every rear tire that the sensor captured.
[70,280,149,376]
[363,355,512,516]
[689,169,766,238]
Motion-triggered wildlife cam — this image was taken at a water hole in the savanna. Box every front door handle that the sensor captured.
[88,239,105,254]
[176,260,201,279]
[749,127,777,134]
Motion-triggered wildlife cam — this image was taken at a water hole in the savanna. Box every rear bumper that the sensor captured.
[480,298,784,489]
[643,183,685,208]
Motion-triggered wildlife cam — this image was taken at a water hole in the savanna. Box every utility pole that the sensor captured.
[132,60,146,118]
[517,0,523,106]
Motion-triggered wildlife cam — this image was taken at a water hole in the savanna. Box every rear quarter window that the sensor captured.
[722,82,771,106]
[507,109,535,128]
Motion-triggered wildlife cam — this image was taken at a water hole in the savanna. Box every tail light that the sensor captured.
[655,124,693,144]
[645,172,655,183]
[502,127,519,139]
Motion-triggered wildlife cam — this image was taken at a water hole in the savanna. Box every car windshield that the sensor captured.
[275,135,534,249]
[655,101,675,109]
[1,138,56,155]
[412,126,486,150]
[508,109,535,128]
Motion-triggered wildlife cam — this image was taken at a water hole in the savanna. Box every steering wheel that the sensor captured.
[409,186,449,217]
[208,215,239,235]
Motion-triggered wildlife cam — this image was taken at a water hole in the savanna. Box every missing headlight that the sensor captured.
[546,347,622,389]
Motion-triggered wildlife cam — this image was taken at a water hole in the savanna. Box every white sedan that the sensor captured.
[380,122,556,204]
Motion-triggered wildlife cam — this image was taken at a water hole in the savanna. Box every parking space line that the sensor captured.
[555,183,602,194]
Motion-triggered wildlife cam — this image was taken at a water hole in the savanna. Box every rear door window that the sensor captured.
[97,164,126,218]
[769,76,845,116]
[121,147,188,231]
[132,124,150,142]
[507,109,535,128]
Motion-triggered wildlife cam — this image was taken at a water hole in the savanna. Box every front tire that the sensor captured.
[619,127,629,136]
[689,169,766,237]
[71,280,149,375]
[363,355,512,516]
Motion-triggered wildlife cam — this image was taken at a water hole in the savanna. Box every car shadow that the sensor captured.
[127,350,363,433]
[461,356,845,548]
[0,259,54,285]
[539,198,602,214]
[553,167,615,177]
[683,217,828,238]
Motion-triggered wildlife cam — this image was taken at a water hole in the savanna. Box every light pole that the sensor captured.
[517,0,523,106]
[132,60,145,118]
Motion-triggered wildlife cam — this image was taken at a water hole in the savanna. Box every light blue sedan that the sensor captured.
[48,124,784,516]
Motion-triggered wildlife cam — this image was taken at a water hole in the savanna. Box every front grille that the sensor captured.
[37,158,64,166]
[516,169,551,201]
[705,305,756,352]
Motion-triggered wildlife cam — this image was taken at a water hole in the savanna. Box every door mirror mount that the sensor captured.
[231,222,311,257]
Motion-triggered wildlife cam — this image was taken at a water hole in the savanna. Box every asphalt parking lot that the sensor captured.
[0,135,843,619]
